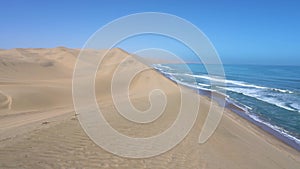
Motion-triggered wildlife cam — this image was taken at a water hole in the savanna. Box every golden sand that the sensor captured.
[0,48,299,168]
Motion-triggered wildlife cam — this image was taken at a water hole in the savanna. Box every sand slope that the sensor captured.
[0,48,299,169]
[0,47,78,115]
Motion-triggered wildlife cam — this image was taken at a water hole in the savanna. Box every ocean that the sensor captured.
[152,64,300,150]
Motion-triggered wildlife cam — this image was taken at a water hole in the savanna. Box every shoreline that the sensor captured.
[157,69,300,152]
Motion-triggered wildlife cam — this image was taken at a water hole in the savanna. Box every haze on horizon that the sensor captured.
[1,0,300,65]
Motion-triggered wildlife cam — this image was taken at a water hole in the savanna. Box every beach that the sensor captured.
[0,47,299,168]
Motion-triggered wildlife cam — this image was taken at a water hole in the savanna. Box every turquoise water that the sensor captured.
[153,64,300,150]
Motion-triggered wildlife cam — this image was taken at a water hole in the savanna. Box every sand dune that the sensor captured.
[0,48,77,116]
[0,48,299,168]
[0,47,78,80]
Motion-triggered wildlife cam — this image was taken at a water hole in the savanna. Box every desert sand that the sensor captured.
[0,47,299,169]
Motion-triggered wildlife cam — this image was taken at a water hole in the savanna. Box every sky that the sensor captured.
[0,0,300,65]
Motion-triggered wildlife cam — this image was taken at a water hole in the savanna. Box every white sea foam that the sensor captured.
[222,87,297,112]
[158,71,294,95]
[246,113,300,145]
[158,69,298,112]
[154,67,297,112]
[262,97,296,112]
[153,64,294,94]
[197,83,210,87]
[271,88,293,94]
[290,103,300,112]
[226,97,253,110]
[153,64,174,71]
[173,78,208,91]
[182,73,294,94]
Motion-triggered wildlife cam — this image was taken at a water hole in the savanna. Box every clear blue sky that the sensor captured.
[1,0,300,65]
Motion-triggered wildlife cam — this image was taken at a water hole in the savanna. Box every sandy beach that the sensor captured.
[0,47,299,169]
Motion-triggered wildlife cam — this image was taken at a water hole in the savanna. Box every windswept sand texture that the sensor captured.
[0,48,299,168]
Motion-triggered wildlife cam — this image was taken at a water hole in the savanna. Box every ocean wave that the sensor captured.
[157,70,298,111]
[159,71,210,88]
[183,73,294,94]
[168,76,209,91]
[222,87,298,112]
[153,64,295,94]
[226,97,253,110]
[246,112,300,145]
[156,68,298,112]
[197,83,210,87]
[152,64,174,71]
[290,103,300,113]
[271,88,293,94]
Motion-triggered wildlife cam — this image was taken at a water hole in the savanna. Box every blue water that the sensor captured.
[153,64,300,149]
